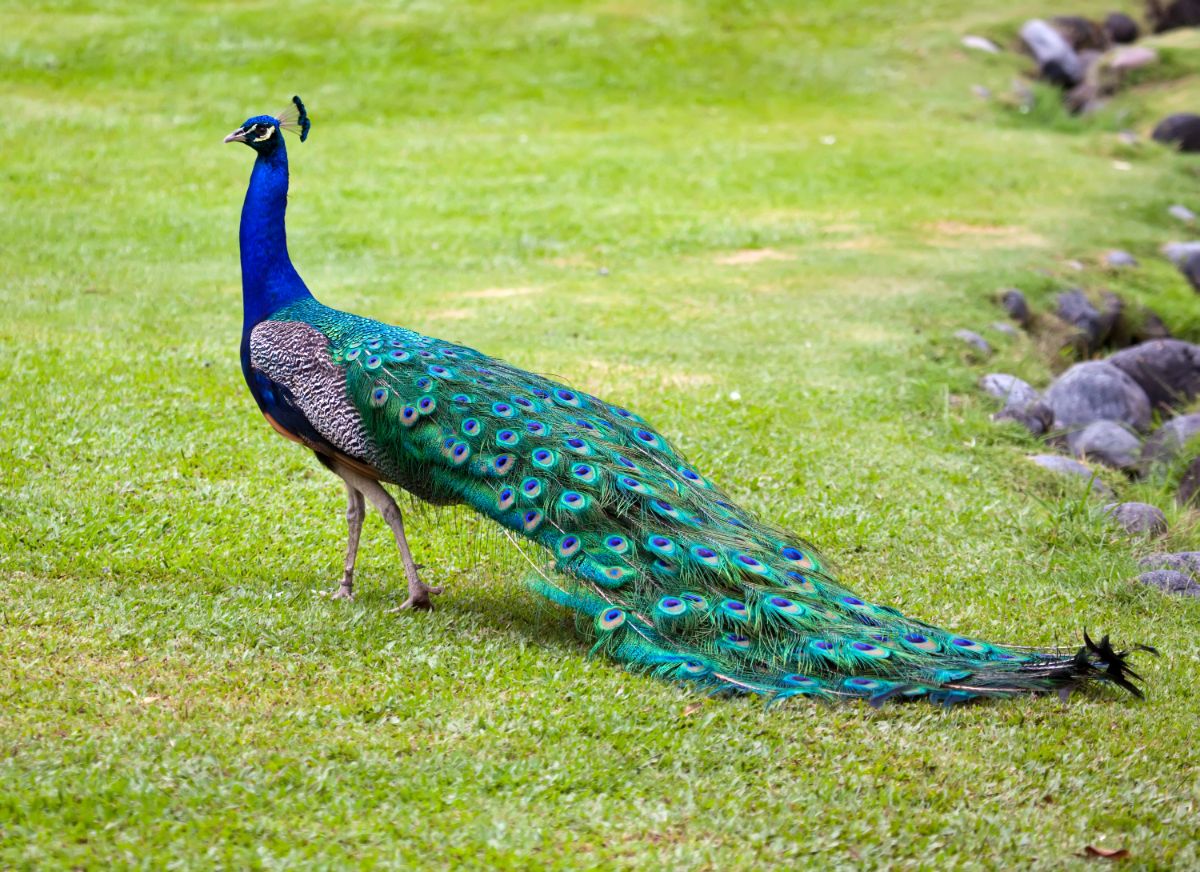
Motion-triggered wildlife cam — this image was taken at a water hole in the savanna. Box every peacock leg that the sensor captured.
[332,483,365,599]
[332,463,444,611]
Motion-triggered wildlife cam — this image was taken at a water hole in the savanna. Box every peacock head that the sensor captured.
[224,96,311,154]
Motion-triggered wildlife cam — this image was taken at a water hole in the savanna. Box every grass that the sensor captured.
[2,0,1199,867]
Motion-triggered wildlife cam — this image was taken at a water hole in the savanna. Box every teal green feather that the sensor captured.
[266,297,1150,705]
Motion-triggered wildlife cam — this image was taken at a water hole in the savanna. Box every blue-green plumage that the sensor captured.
[229,99,1153,705]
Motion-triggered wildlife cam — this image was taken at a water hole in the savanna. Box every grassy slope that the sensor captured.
[1,0,1198,867]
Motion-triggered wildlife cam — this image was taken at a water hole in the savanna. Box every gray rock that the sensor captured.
[1169,204,1196,224]
[962,35,1001,54]
[995,403,1053,437]
[1056,289,1107,347]
[1180,456,1200,504]
[1142,414,1200,467]
[971,84,992,100]
[1182,252,1200,294]
[991,321,1019,336]
[1107,340,1200,411]
[1104,12,1140,44]
[1161,240,1200,265]
[1021,19,1085,86]
[1044,361,1152,432]
[1104,501,1168,535]
[955,329,991,356]
[1102,250,1138,268]
[1153,113,1200,152]
[1068,420,1141,470]
[1139,552,1200,576]
[980,373,1040,409]
[999,288,1031,327]
[1027,454,1113,495]
[1137,570,1200,597]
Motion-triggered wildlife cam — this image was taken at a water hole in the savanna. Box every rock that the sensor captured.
[1021,19,1085,87]
[1108,45,1158,72]
[999,288,1031,327]
[1104,501,1168,535]
[1068,420,1141,470]
[996,403,1054,437]
[1182,252,1200,293]
[991,321,1019,337]
[1044,361,1152,431]
[980,373,1040,409]
[1161,240,1200,265]
[1056,289,1107,348]
[1028,454,1113,495]
[1103,12,1140,43]
[1052,16,1109,51]
[1102,249,1138,268]
[954,329,991,356]
[962,35,1000,53]
[971,84,992,100]
[1131,308,1172,343]
[1169,205,1196,225]
[1150,0,1200,33]
[1137,570,1200,596]
[1179,456,1200,504]
[1066,81,1103,115]
[1142,413,1200,467]
[1107,340,1200,411]
[1139,551,1200,576]
[1153,113,1200,152]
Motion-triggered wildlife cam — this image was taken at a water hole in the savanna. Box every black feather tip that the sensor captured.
[1079,630,1159,700]
[293,95,310,142]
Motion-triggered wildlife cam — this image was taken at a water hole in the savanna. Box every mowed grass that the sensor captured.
[2,0,1199,867]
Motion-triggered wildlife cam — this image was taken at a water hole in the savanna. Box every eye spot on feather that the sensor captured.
[462,419,482,437]
[417,396,437,415]
[520,477,543,499]
[450,441,470,465]
[369,387,389,407]
[531,388,550,399]
[570,463,598,484]
[681,661,709,676]
[647,536,677,559]
[617,476,653,496]
[344,348,362,362]
[722,633,752,652]
[903,632,939,652]
[498,487,515,510]
[419,351,435,359]
[492,402,516,418]
[651,558,677,576]
[656,596,687,617]
[785,571,816,593]
[553,388,583,408]
[610,406,635,419]
[399,406,419,427]
[531,448,557,469]
[452,393,472,404]
[841,596,864,606]
[526,421,550,437]
[522,509,543,532]
[428,364,453,378]
[416,377,433,391]
[497,429,520,447]
[573,417,596,431]
[782,674,817,687]
[558,491,589,511]
[690,545,720,568]
[597,608,625,631]
[604,535,630,555]
[492,454,514,475]
[814,640,834,651]
[388,349,410,363]
[597,565,633,587]
[556,535,582,559]
[564,437,593,456]
[512,396,535,410]
[614,455,638,470]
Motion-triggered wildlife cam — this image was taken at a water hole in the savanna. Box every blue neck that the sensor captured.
[239,141,312,332]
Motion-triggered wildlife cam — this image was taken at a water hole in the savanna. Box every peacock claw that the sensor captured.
[331,584,354,600]
[390,583,444,613]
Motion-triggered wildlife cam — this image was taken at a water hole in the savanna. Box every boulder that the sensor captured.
[1107,340,1200,411]
[1139,551,1200,576]
[1182,252,1200,293]
[1068,420,1141,470]
[1137,570,1200,596]
[1103,11,1140,43]
[991,321,1019,337]
[1021,19,1085,86]
[999,288,1031,327]
[979,373,1040,409]
[1052,16,1110,51]
[1168,204,1196,224]
[1150,0,1200,33]
[1179,456,1200,504]
[954,329,991,357]
[1056,289,1109,348]
[1161,240,1200,265]
[1104,501,1168,535]
[1141,413,1200,467]
[1102,249,1138,268]
[1152,113,1200,152]
[995,403,1054,437]
[1043,361,1152,431]
[1027,454,1113,495]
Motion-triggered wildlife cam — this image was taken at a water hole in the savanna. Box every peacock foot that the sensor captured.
[390,581,445,613]
[330,574,354,600]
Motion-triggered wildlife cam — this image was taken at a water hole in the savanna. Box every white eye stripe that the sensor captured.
[251,125,275,142]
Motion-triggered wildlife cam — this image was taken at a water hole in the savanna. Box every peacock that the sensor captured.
[226,98,1151,705]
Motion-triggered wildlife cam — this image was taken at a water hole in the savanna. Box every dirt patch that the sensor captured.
[459,287,540,300]
[925,222,1048,248]
[714,248,796,265]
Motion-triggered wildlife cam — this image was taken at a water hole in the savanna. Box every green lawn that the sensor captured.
[2,1,1199,867]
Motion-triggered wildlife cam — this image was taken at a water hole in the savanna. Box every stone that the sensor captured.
[962,35,1000,53]
[991,321,1019,336]
[999,288,1031,327]
[1137,570,1200,596]
[1021,19,1084,87]
[1161,240,1200,265]
[1152,113,1200,152]
[1103,501,1168,535]
[1182,252,1200,294]
[954,329,991,356]
[1139,552,1200,576]
[995,403,1053,437]
[1027,454,1113,495]
[1107,340,1200,411]
[971,84,992,100]
[1044,361,1152,431]
[1056,289,1107,348]
[1104,11,1140,43]
[1068,420,1141,470]
[1168,204,1196,224]
[980,373,1040,409]
[1102,249,1138,268]
[1142,413,1200,467]
[1108,45,1158,72]
[1052,16,1109,51]
[1179,456,1200,504]
[1150,0,1200,33]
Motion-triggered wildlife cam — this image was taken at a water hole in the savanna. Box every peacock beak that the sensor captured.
[224,127,248,144]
